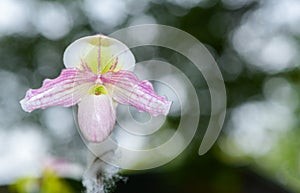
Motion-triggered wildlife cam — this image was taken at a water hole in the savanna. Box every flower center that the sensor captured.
[89,85,107,95]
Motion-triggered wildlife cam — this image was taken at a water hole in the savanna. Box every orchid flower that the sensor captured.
[20,35,171,143]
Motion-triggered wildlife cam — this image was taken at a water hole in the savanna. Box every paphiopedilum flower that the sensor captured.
[20,35,171,143]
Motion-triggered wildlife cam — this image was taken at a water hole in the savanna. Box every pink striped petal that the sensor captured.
[101,70,172,116]
[63,34,135,73]
[78,95,116,143]
[20,68,96,112]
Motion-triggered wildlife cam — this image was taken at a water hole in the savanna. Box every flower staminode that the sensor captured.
[20,34,172,143]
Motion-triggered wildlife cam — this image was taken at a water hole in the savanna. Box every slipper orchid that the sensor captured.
[20,35,172,143]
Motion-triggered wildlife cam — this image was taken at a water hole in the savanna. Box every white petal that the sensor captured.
[63,34,135,73]
[78,95,116,143]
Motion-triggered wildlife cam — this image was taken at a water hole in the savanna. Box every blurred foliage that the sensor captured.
[10,170,75,193]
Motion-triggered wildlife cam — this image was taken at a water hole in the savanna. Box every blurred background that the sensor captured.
[1,0,300,192]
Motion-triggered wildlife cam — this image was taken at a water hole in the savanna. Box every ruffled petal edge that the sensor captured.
[20,68,95,112]
[101,70,172,116]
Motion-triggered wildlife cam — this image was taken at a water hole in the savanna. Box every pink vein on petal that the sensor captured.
[101,70,172,116]
[20,68,96,112]
[109,56,118,71]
